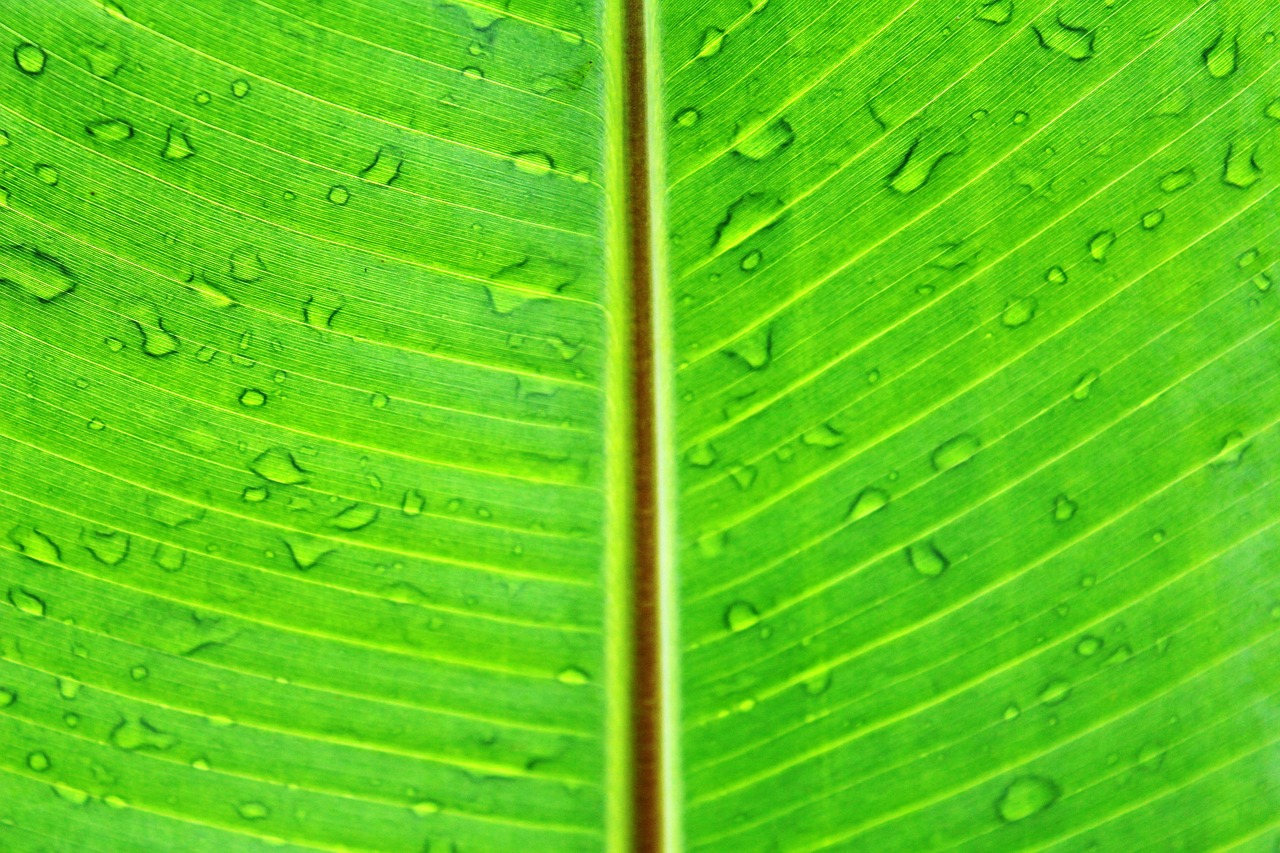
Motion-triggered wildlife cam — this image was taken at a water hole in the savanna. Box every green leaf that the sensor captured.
[2,0,1279,851]
[665,0,1280,850]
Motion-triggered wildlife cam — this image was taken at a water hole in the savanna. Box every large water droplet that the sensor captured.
[360,146,403,185]
[996,775,1060,822]
[0,246,76,302]
[847,487,890,521]
[14,43,46,75]
[712,194,786,251]
[1222,142,1262,189]
[906,541,948,578]
[724,601,760,632]
[249,447,309,485]
[1202,31,1238,79]
[85,118,133,142]
[932,433,981,471]
[733,118,794,161]
[1032,17,1095,61]
[161,126,195,160]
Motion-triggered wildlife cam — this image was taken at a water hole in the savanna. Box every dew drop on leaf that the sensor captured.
[696,27,725,59]
[242,485,268,502]
[239,388,267,407]
[1045,266,1067,285]
[906,540,948,578]
[932,433,981,471]
[801,423,844,449]
[161,125,195,160]
[556,667,590,685]
[1202,31,1238,79]
[1141,209,1165,230]
[974,0,1012,25]
[231,78,251,98]
[132,305,180,357]
[686,442,717,467]
[229,246,266,282]
[284,537,333,571]
[82,528,129,566]
[237,801,269,820]
[1032,17,1095,61]
[13,43,46,75]
[110,716,178,751]
[401,489,426,516]
[723,324,772,371]
[26,751,50,772]
[249,447,309,485]
[712,193,786,251]
[411,799,442,816]
[9,527,60,563]
[1222,142,1262,189]
[1071,369,1100,400]
[1088,230,1115,262]
[34,164,58,185]
[733,118,794,161]
[85,118,133,142]
[1209,431,1250,468]
[1053,494,1077,522]
[1075,635,1103,656]
[153,543,185,572]
[725,600,760,632]
[328,503,379,531]
[0,688,14,707]
[0,246,76,303]
[303,292,344,328]
[1000,296,1037,328]
[674,108,699,128]
[847,487,890,521]
[512,151,554,176]
[996,775,1060,822]
[327,185,349,205]
[8,587,46,616]
[360,146,403,184]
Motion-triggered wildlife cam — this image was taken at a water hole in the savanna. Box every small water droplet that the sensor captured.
[327,185,349,205]
[1136,742,1166,771]
[1141,209,1165,230]
[360,146,403,184]
[237,801,269,820]
[906,540,948,578]
[8,587,45,616]
[82,529,129,566]
[512,150,554,176]
[231,79,251,98]
[194,91,211,105]
[556,667,589,685]
[1158,168,1195,193]
[1003,702,1021,720]
[712,193,786,251]
[996,775,1060,822]
[161,126,195,160]
[242,485,268,502]
[723,324,772,371]
[1088,230,1115,262]
[34,164,58,186]
[14,43,46,75]
[733,117,794,161]
[303,292,344,328]
[1075,635,1103,657]
[1053,494,1078,522]
[847,487,890,521]
[228,246,265,282]
[85,118,133,142]
[0,245,77,303]
[328,503,378,531]
[239,388,267,407]
[975,0,1013,25]
[401,489,425,516]
[284,537,333,571]
[740,250,762,271]
[932,433,981,471]
[1222,142,1262,189]
[674,108,699,128]
[152,542,185,572]
[411,799,442,816]
[725,601,760,632]
[1071,369,1100,400]
[686,442,717,467]
[1209,431,1249,468]
[1045,266,1067,285]
[26,751,50,772]
[1001,296,1038,328]
[696,27,725,59]
[801,423,844,449]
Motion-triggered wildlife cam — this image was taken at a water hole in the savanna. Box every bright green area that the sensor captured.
[662,0,1280,850]
[0,0,616,850]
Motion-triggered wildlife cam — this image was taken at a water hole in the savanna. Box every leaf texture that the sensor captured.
[662,0,1280,849]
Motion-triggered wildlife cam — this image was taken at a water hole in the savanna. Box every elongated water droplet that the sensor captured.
[110,716,178,751]
[10,527,60,563]
[512,151,553,176]
[932,433,981,471]
[1032,17,1095,61]
[328,503,378,531]
[161,126,195,160]
[674,108,699,128]
[996,776,1060,822]
[1088,230,1115,262]
[86,118,133,142]
[229,246,265,282]
[0,246,76,302]
[888,133,966,194]
[1159,168,1195,192]
[1071,369,1099,400]
[81,529,129,566]
[733,118,794,161]
[8,587,46,616]
[801,423,844,448]
[712,194,785,251]
[556,667,589,685]
[1141,209,1165,230]
[401,489,425,516]
[237,801,269,820]
[1222,142,1262,189]
[1075,635,1102,656]
[847,487,890,521]
[1045,266,1067,285]
[1202,31,1238,79]
[975,0,1013,25]
[696,27,725,59]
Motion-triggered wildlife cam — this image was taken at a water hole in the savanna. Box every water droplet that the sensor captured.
[733,117,794,161]
[81,529,129,566]
[1012,110,1029,125]
[847,487,890,521]
[194,90,211,105]
[906,540,948,578]
[328,503,378,531]
[1141,209,1165,230]
[1003,702,1021,720]
[725,601,760,632]
[996,775,1060,822]
[975,0,1013,25]
[152,543,185,572]
[556,667,589,685]
[327,185,349,205]
[303,292,344,328]
[108,712,176,747]
[696,27,725,59]
[1053,494,1078,522]
[1222,142,1262,189]
[712,193,785,251]
[401,489,425,516]
[932,433,981,471]
[1252,271,1273,292]
[34,164,58,186]
[1032,17,1095,61]
[360,146,403,185]
[0,245,76,302]
[249,447,308,485]
[161,126,195,160]
[237,801,269,820]
[411,800,442,816]
[14,43,46,75]
[888,133,966,194]
[8,587,45,616]
[231,79,251,98]
[729,465,757,490]
[687,442,717,467]
[1158,168,1195,193]
[1267,99,1280,121]
[131,304,180,356]
[1210,431,1249,468]
[1136,742,1165,771]
[85,118,133,142]
[1071,369,1100,401]
[130,665,148,681]
[1001,296,1037,328]
[9,526,60,563]
[242,485,268,502]
[229,246,265,282]
[723,324,772,371]
[801,423,844,448]
[26,751,50,772]
[1202,31,1238,79]
[1075,635,1103,656]
[239,389,267,408]
[740,250,762,271]
[512,151,553,176]
[675,108,699,128]
[284,537,333,571]
[1088,230,1115,262]
[1045,266,1067,285]
[802,669,832,695]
